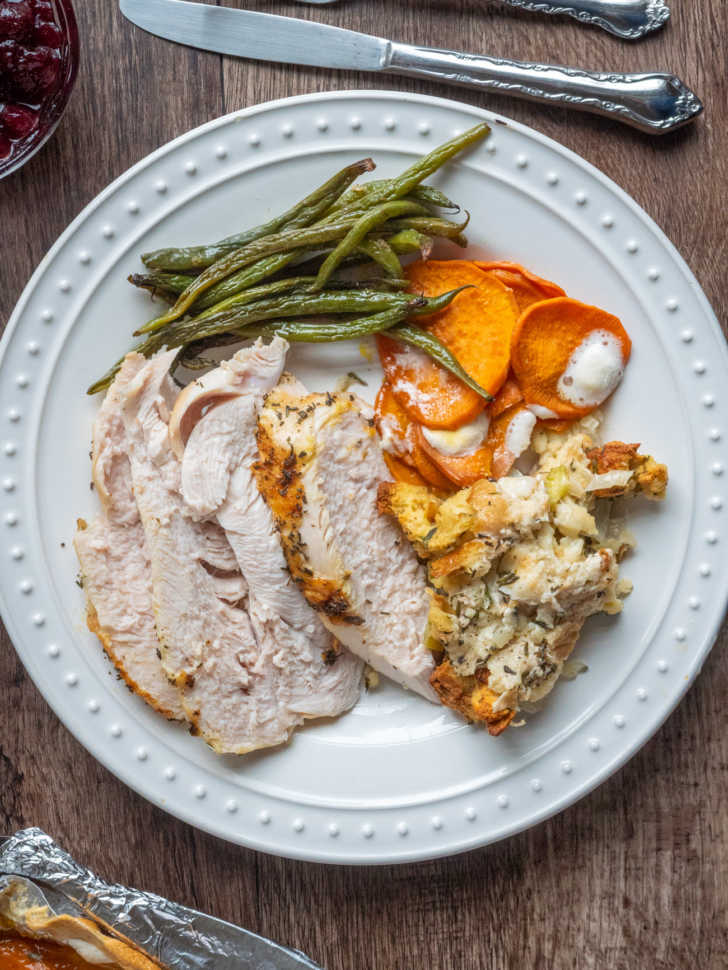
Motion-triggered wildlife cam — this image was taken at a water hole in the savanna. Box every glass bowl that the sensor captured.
[0,0,79,179]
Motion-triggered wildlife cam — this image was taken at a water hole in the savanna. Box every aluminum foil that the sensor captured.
[0,828,324,969]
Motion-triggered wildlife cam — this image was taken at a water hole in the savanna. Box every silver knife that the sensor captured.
[119,0,701,135]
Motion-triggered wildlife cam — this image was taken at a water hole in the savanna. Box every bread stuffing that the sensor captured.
[378,415,667,734]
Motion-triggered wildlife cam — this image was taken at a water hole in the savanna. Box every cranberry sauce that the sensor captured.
[0,0,78,174]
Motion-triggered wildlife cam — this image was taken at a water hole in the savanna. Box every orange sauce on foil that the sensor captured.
[0,934,114,970]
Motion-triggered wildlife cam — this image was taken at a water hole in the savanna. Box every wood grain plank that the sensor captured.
[0,0,727,967]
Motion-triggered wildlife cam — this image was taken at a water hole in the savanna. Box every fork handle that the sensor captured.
[498,0,669,40]
[385,44,702,134]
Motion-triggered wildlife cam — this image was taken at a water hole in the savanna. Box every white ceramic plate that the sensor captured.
[2,91,726,864]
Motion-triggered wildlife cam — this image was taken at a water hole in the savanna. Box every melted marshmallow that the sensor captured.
[504,409,536,458]
[378,413,411,457]
[557,330,625,408]
[528,403,559,420]
[422,411,490,457]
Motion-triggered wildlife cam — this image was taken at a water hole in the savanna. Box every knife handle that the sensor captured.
[385,44,702,134]
[497,0,669,40]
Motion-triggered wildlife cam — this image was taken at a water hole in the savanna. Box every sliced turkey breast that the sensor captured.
[198,519,241,573]
[167,339,296,459]
[172,340,363,721]
[119,351,265,751]
[74,355,184,720]
[122,348,359,752]
[255,389,436,702]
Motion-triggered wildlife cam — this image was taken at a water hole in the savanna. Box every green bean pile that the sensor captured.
[88,123,491,395]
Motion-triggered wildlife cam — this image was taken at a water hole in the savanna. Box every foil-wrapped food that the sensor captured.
[0,829,323,969]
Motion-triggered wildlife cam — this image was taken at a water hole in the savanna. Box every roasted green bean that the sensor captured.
[128,272,196,302]
[311,200,426,290]
[131,264,309,314]
[323,277,409,291]
[382,212,470,242]
[144,218,378,331]
[408,185,460,211]
[135,218,458,331]
[182,289,471,355]
[234,305,413,343]
[175,290,463,362]
[89,289,467,395]
[327,124,488,217]
[193,276,318,324]
[141,158,375,272]
[174,290,427,346]
[135,252,305,334]
[287,230,430,276]
[355,237,403,279]
[409,286,472,316]
[385,229,434,258]
[331,182,459,216]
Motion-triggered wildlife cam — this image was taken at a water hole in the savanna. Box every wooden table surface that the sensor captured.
[1,1,727,967]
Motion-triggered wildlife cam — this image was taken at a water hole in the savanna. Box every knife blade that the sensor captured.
[121,0,386,71]
[119,0,702,133]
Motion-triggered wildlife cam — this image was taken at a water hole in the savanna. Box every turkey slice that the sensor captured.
[255,388,437,702]
[172,339,363,722]
[74,354,184,720]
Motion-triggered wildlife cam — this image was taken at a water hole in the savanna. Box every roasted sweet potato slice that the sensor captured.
[411,440,456,491]
[415,424,492,488]
[476,260,566,313]
[374,381,417,467]
[376,333,485,432]
[382,452,429,486]
[374,381,456,489]
[539,418,573,434]
[377,260,519,429]
[490,374,523,417]
[482,404,537,478]
[511,297,631,419]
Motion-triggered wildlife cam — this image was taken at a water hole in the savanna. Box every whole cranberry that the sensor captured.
[0,130,11,158]
[13,43,60,97]
[34,19,62,47]
[0,38,18,74]
[32,0,54,16]
[0,101,38,137]
[0,1,34,42]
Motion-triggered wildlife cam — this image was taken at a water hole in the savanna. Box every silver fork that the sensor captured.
[292,0,670,41]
